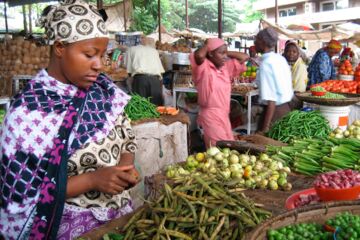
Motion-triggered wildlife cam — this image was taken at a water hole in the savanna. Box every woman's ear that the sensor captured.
[53,41,66,58]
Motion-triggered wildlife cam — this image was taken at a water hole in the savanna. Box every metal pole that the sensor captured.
[218,0,222,38]
[97,0,103,10]
[4,0,8,34]
[123,0,127,31]
[185,0,189,29]
[275,0,278,25]
[275,0,278,53]
[28,4,32,34]
[158,0,161,43]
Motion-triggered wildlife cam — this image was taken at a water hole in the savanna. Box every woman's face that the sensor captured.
[56,37,109,89]
[208,45,228,68]
[285,45,299,62]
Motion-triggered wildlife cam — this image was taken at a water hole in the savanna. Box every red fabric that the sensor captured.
[207,38,226,52]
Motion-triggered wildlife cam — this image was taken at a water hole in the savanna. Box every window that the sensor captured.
[279,7,297,17]
[321,0,349,12]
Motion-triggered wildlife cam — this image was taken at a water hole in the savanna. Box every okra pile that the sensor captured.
[124,94,160,121]
[267,138,360,176]
[122,175,271,240]
[267,110,332,143]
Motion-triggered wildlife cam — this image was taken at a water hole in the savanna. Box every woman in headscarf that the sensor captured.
[283,41,308,92]
[307,39,342,87]
[254,27,294,134]
[190,38,248,147]
[0,1,139,239]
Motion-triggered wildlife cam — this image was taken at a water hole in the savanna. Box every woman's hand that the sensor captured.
[90,165,138,195]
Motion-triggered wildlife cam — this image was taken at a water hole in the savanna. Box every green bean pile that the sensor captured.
[121,175,271,240]
[267,110,331,143]
[124,94,160,121]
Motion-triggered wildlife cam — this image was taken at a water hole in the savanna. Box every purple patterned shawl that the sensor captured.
[0,69,129,239]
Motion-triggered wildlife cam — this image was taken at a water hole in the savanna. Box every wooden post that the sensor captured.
[97,0,103,10]
[218,0,222,38]
[185,0,189,29]
[123,0,127,31]
[28,4,32,34]
[275,0,278,25]
[4,0,8,33]
[23,5,28,34]
[158,0,161,43]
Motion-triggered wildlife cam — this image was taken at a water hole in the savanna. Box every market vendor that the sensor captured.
[0,1,139,239]
[307,39,342,87]
[284,41,308,92]
[126,35,165,105]
[254,27,294,133]
[190,38,248,147]
[247,45,261,67]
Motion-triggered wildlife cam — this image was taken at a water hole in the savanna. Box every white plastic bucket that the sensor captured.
[319,105,350,130]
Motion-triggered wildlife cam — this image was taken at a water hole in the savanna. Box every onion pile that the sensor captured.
[314,169,360,189]
[0,37,50,96]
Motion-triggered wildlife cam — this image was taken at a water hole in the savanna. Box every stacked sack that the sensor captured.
[0,37,50,96]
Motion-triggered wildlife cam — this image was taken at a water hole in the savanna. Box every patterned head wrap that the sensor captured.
[37,0,108,45]
[327,39,342,50]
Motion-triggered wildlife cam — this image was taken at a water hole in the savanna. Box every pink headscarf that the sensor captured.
[207,38,226,52]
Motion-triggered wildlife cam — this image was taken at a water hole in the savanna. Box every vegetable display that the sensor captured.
[266,110,332,143]
[330,120,360,139]
[312,80,360,94]
[314,169,360,190]
[314,92,346,99]
[124,94,160,121]
[268,212,360,240]
[166,147,292,191]
[268,223,331,240]
[121,176,271,240]
[267,138,360,176]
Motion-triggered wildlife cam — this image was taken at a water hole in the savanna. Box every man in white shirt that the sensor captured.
[126,36,165,105]
[255,28,294,133]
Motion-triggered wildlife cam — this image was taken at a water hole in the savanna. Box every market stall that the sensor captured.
[78,87,360,239]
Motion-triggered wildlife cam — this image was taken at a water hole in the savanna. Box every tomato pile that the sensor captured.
[312,80,360,94]
[338,60,354,76]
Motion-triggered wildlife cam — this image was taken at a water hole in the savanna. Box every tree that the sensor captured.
[241,0,263,23]
[188,0,241,33]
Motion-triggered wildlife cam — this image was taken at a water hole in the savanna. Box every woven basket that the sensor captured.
[296,92,360,106]
[246,200,360,240]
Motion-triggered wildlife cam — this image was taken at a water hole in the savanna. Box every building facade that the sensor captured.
[253,0,360,54]
[254,0,360,29]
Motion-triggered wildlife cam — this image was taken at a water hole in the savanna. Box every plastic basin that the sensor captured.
[314,184,360,202]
